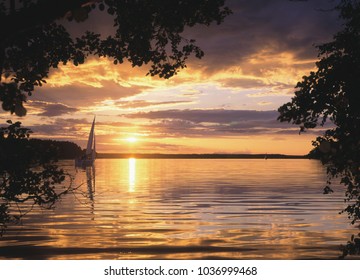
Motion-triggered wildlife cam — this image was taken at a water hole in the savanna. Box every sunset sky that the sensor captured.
[0,0,342,154]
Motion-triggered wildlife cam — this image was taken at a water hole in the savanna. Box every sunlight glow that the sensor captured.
[126,137,138,143]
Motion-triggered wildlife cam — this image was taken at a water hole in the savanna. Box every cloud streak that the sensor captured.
[123,109,330,138]
[114,100,193,109]
[125,109,279,123]
[28,101,78,117]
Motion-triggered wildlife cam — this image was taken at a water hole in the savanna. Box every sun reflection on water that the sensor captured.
[129,158,136,192]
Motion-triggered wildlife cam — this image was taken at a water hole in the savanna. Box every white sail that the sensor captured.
[86,117,96,156]
[75,116,96,167]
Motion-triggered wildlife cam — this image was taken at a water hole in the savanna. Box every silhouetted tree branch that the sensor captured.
[0,120,76,235]
[0,0,93,38]
[0,0,231,116]
[278,0,360,257]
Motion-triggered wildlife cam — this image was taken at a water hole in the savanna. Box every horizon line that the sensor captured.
[95,153,310,159]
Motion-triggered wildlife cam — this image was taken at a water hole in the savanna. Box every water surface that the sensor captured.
[0,159,357,259]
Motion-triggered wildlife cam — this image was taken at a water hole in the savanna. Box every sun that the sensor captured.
[126,137,138,143]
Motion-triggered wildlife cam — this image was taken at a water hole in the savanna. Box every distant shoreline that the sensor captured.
[96,153,309,159]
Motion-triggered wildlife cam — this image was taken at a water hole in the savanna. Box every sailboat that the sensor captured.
[75,117,96,167]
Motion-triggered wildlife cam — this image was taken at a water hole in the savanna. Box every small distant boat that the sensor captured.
[75,117,96,167]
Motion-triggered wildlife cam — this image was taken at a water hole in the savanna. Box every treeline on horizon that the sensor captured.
[0,138,83,160]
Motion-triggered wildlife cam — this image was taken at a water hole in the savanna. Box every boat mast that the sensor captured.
[92,132,96,161]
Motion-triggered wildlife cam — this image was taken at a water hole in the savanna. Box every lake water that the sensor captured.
[0,159,358,259]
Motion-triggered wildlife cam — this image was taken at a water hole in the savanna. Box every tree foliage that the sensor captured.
[27,139,83,159]
[0,120,74,235]
[0,0,231,116]
[278,0,360,223]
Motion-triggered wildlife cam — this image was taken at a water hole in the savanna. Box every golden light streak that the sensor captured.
[128,158,136,192]
[45,49,314,91]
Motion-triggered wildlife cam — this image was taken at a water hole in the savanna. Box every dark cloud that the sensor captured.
[184,0,341,74]
[125,109,279,123]
[124,108,330,137]
[140,119,205,137]
[34,80,145,107]
[28,101,78,117]
[29,118,88,136]
[218,77,269,89]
